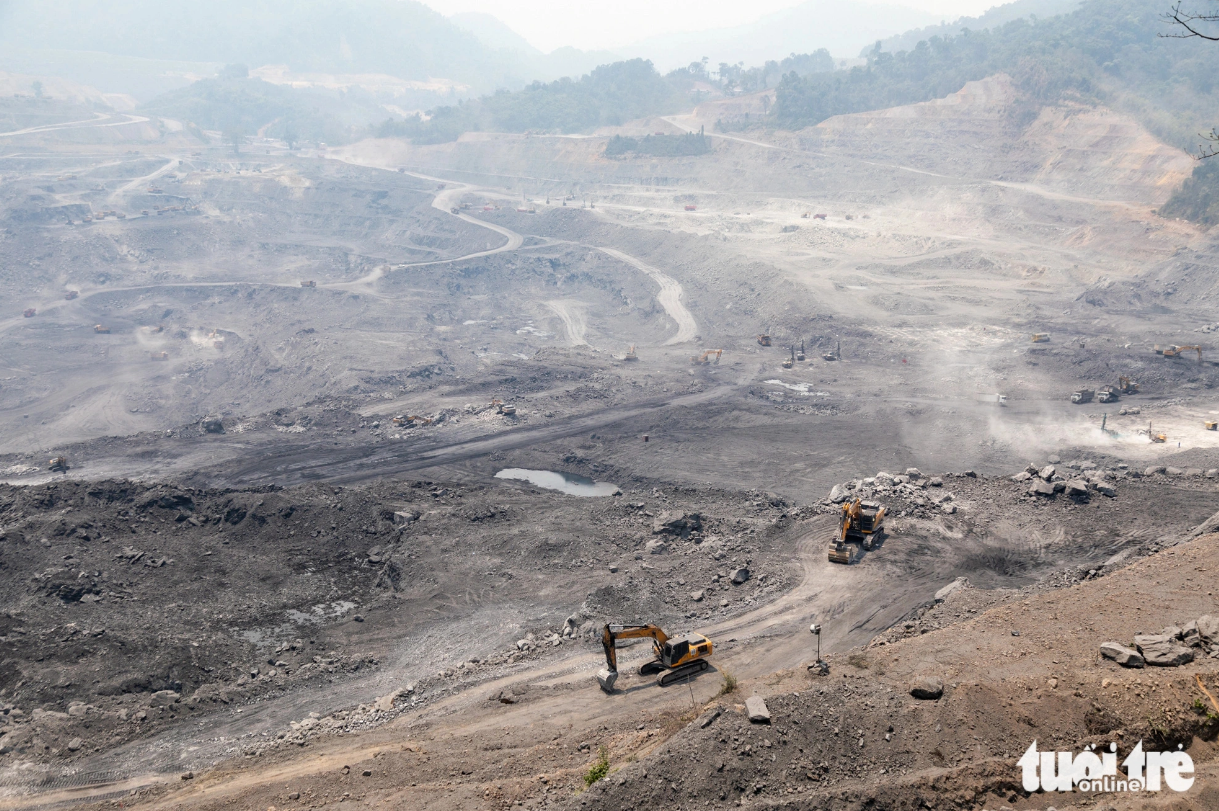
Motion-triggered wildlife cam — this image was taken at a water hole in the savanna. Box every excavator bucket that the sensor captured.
[828,542,851,564]
[596,669,618,693]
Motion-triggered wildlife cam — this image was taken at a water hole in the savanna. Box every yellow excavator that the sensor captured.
[691,349,722,365]
[596,623,713,692]
[828,499,886,564]
[1118,376,1139,395]
[1164,345,1203,362]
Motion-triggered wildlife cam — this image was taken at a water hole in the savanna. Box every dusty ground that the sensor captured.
[2,73,1219,810]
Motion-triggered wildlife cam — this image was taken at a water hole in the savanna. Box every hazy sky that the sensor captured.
[417,0,1000,52]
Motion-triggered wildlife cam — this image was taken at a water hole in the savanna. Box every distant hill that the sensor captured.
[449,11,622,85]
[0,0,610,98]
[140,72,388,145]
[772,0,1219,153]
[618,0,939,70]
[450,12,542,56]
[377,59,688,143]
[871,0,1083,55]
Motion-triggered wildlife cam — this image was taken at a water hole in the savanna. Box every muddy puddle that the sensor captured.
[494,468,619,496]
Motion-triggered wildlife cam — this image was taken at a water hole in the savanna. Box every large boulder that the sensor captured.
[731,567,751,585]
[829,484,851,504]
[149,690,181,707]
[1197,615,1219,645]
[1134,634,1195,667]
[1038,465,1056,480]
[201,416,224,434]
[644,539,668,555]
[910,677,943,700]
[1063,480,1090,498]
[651,511,702,537]
[1028,480,1056,497]
[745,696,771,723]
[1099,642,1145,668]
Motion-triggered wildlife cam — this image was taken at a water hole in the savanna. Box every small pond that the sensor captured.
[494,468,619,497]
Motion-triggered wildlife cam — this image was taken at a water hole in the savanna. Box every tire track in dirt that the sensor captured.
[543,300,589,347]
[596,247,697,345]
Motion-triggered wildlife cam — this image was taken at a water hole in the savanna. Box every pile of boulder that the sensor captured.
[1013,459,1118,499]
[1143,465,1219,479]
[1100,615,1219,668]
[826,468,956,517]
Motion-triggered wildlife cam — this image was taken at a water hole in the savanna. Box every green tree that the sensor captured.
[1164,2,1219,157]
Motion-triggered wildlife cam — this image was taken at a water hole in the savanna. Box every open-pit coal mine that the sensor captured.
[3,4,1219,808]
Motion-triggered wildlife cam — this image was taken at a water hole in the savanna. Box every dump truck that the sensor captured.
[300,280,316,288]
[829,499,886,564]
[93,325,110,334]
[151,351,168,361]
[64,290,78,301]
[684,205,697,211]
[1031,333,1050,343]
[1097,386,1119,404]
[499,404,517,416]
[1206,421,1217,431]
[23,309,35,318]
[1071,389,1094,404]
[596,623,713,693]
[975,393,1008,406]
[757,333,771,347]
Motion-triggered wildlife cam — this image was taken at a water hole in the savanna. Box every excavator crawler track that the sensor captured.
[639,660,664,676]
[658,659,709,686]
